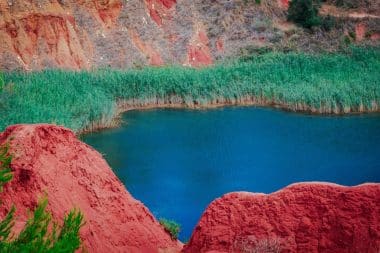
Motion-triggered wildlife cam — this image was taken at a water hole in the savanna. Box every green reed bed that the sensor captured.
[1,46,379,133]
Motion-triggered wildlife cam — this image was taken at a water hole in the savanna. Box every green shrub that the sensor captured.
[0,72,4,92]
[343,35,352,45]
[243,0,261,5]
[0,144,12,191]
[0,144,85,253]
[348,31,356,40]
[321,15,336,31]
[365,31,374,39]
[159,218,180,240]
[287,0,321,28]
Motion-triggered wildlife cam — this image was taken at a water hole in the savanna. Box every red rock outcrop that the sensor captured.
[0,124,182,253]
[216,37,224,53]
[183,183,380,253]
[278,0,289,9]
[129,29,164,66]
[186,26,213,67]
[145,0,176,26]
[355,22,367,42]
[79,0,123,28]
[0,0,378,70]
[371,32,380,41]
[0,0,91,70]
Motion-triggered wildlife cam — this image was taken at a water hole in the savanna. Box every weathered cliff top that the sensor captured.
[0,124,182,253]
[184,182,380,253]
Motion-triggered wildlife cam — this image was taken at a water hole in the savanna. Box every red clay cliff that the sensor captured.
[183,183,380,253]
[1,124,379,253]
[1,0,378,71]
[0,124,182,253]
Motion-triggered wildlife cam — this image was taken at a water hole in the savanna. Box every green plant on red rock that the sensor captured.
[0,143,85,253]
[159,218,181,240]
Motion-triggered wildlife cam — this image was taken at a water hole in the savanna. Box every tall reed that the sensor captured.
[1,46,379,133]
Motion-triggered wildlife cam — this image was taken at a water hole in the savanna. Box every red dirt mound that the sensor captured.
[0,124,182,253]
[183,183,380,253]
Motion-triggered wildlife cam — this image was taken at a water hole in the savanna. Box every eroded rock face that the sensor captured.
[0,124,182,253]
[144,0,176,26]
[1,0,379,70]
[0,0,91,70]
[186,26,213,67]
[183,183,380,253]
[0,0,307,70]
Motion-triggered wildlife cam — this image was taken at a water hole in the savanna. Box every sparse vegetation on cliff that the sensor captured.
[0,144,84,253]
[0,46,379,133]
[159,218,180,240]
[287,0,321,28]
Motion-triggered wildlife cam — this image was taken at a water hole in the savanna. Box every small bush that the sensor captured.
[343,35,352,45]
[0,143,85,253]
[287,0,321,28]
[0,197,84,253]
[0,144,12,191]
[243,0,261,5]
[365,31,374,39]
[321,15,336,31]
[0,72,4,92]
[159,218,180,240]
[348,31,356,40]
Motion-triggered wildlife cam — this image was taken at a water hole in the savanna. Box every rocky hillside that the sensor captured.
[0,124,182,253]
[183,183,380,253]
[0,0,379,71]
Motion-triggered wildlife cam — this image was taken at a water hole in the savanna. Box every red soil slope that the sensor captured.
[79,0,122,28]
[0,124,182,253]
[187,28,213,67]
[145,0,176,26]
[129,28,164,66]
[0,0,92,70]
[1,0,378,70]
[183,183,380,253]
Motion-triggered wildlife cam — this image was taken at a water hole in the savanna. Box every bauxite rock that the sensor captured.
[183,183,380,253]
[0,124,182,253]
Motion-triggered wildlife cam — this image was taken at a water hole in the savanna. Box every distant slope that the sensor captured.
[0,0,379,70]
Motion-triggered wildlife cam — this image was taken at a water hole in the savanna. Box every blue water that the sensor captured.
[82,107,380,241]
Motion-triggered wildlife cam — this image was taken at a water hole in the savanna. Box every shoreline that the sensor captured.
[77,96,380,135]
[3,47,379,136]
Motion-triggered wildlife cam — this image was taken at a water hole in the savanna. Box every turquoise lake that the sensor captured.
[82,107,380,241]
